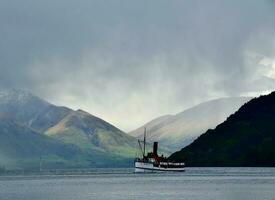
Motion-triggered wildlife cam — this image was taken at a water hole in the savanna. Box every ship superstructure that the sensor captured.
[134,128,185,172]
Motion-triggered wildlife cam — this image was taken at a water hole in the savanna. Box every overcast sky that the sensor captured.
[0,0,275,131]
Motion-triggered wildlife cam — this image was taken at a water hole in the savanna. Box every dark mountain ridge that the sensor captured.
[169,91,275,167]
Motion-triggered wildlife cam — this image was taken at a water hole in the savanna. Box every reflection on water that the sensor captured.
[1,168,275,200]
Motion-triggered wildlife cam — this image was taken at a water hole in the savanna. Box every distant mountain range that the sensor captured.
[129,97,251,151]
[0,89,137,170]
[1,88,266,169]
[169,91,275,167]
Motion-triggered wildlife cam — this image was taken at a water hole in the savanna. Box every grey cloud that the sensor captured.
[0,0,275,130]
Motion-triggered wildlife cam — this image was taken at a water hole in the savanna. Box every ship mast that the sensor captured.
[137,127,147,159]
[138,139,144,158]
[143,127,146,157]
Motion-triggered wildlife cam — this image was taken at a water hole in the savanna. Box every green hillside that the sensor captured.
[46,110,137,158]
[0,117,81,170]
[0,89,138,169]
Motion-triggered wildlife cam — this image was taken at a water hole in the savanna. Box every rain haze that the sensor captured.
[0,0,275,131]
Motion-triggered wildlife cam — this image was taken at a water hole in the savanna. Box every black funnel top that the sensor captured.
[153,142,158,155]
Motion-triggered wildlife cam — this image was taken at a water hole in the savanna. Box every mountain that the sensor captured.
[0,89,137,169]
[169,92,275,167]
[129,97,251,150]
[45,109,136,158]
[0,89,71,132]
[0,116,80,170]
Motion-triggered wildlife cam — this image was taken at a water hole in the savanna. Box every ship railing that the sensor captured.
[159,162,185,166]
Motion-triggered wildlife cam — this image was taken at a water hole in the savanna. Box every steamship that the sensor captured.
[134,128,185,173]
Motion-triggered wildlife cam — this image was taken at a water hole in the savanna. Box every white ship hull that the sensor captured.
[135,161,185,173]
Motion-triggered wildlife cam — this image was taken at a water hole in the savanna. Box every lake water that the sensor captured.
[1,168,275,200]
